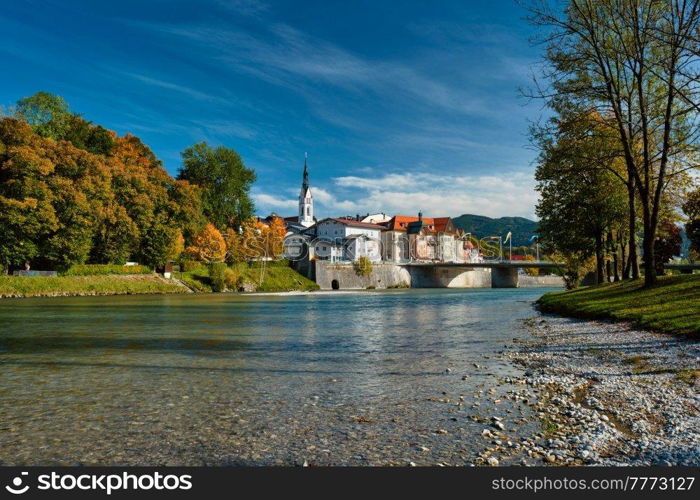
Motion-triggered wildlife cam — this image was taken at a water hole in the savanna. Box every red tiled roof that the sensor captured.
[384,215,454,233]
[432,217,453,233]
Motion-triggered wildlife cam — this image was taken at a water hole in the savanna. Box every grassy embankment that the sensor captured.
[538,274,700,337]
[175,260,319,293]
[0,261,319,298]
[0,274,187,298]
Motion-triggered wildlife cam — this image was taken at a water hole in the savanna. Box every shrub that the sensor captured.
[523,255,539,276]
[180,260,201,273]
[209,262,229,292]
[388,282,410,289]
[62,264,152,276]
[224,268,241,290]
[353,256,373,277]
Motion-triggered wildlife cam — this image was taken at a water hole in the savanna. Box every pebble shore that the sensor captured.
[483,315,700,466]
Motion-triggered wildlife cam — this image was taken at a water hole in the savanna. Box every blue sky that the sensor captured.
[1,0,545,219]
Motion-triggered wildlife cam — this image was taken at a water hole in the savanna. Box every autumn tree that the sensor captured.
[223,227,244,264]
[525,0,700,285]
[268,216,287,258]
[239,218,264,261]
[0,93,209,271]
[186,224,227,263]
[178,142,256,230]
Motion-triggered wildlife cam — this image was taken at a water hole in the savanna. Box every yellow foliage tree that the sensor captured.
[523,254,539,276]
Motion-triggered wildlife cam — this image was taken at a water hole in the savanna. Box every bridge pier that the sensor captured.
[491,267,519,288]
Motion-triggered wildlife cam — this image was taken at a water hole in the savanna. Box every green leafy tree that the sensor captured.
[534,110,628,285]
[16,91,72,140]
[63,115,114,155]
[178,142,256,230]
[139,214,181,269]
[90,204,139,264]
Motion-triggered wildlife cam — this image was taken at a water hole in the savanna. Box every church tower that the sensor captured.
[299,153,314,227]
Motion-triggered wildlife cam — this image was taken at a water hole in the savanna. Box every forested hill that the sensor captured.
[451,214,538,246]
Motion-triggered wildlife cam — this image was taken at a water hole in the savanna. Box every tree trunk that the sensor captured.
[620,238,627,279]
[595,229,604,284]
[606,231,617,282]
[627,179,639,280]
[641,204,657,286]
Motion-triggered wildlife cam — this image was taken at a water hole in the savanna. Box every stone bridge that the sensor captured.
[400,261,563,288]
[664,263,700,274]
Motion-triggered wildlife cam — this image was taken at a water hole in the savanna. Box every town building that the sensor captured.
[314,218,384,262]
[381,213,481,263]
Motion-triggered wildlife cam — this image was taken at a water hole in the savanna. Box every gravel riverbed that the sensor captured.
[488,315,700,466]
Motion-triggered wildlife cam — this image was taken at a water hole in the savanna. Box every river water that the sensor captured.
[0,287,559,466]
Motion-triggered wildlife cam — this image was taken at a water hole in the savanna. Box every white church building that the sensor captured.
[282,155,384,263]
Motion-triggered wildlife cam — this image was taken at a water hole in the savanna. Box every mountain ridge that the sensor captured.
[451,214,538,247]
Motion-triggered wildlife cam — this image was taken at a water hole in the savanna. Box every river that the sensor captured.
[0,287,560,466]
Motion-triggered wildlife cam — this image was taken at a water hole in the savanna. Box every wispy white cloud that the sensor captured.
[122,72,218,101]
[130,21,491,118]
[254,171,538,220]
[252,192,297,210]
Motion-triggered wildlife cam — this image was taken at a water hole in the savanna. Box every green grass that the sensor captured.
[0,274,187,298]
[675,369,699,385]
[62,264,153,276]
[175,261,319,293]
[538,274,700,337]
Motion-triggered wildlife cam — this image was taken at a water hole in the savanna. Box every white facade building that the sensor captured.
[314,218,384,262]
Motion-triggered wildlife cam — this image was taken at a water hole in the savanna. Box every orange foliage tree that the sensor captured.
[186,224,227,263]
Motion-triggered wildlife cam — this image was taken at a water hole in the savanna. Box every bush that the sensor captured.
[353,256,373,277]
[62,264,152,276]
[209,262,229,292]
[224,268,241,290]
[180,260,202,273]
[388,282,410,289]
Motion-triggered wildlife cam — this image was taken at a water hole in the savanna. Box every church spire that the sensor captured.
[302,152,309,193]
[298,152,314,227]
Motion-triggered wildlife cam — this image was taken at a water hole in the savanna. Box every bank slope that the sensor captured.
[537,274,700,337]
[0,274,190,298]
[176,262,320,293]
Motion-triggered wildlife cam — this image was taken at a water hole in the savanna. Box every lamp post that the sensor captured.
[532,235,539,262]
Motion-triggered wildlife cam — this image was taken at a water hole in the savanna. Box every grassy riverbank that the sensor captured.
[0,274,189,298]
[538,274,700,337]
[176,261,319,293]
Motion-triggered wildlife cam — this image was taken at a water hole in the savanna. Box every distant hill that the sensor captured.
[452,214,538,247]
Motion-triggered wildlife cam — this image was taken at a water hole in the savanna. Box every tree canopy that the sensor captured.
[178,142,256,230]
[0,92,259,273]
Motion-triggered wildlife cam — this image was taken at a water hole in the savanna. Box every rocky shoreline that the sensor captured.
[476,315,699,466]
